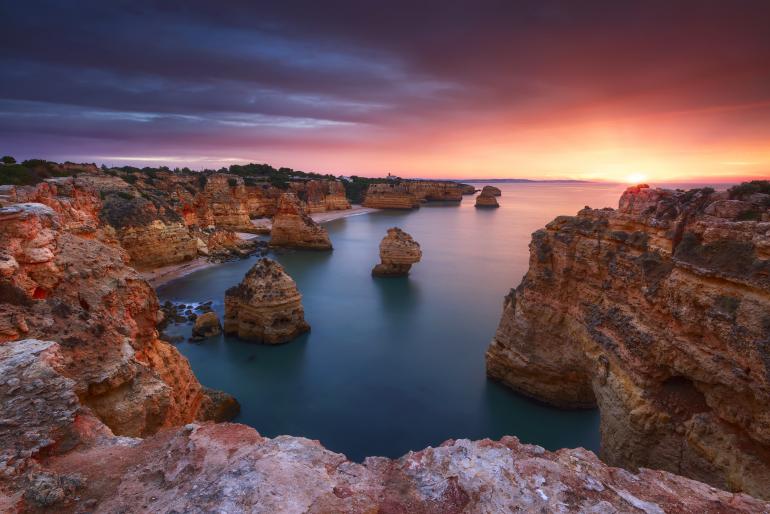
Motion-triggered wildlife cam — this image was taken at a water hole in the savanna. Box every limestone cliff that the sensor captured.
[486,183,770,498]
[1,339,767,512]
[475,187,500,208]
[224,258,310,344]
[0,203,235,438]
[404,180,464,202]
[291,179,351,213]
[372,227,422,276]
[362,183,420,209]
[270,193,333,249]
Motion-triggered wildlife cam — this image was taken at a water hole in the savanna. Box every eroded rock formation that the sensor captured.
[0,342,766,513]
[0,203,236,438]
[482,185,502,196]
[372,227,422,276]
[486,183,770,498]
[362,183,420,209]
[291,179,351,213]
[270,193,332,250]
[224,258,310,344]
[404,180,464,202]
[475,187,500,208]
[192,311,222,340]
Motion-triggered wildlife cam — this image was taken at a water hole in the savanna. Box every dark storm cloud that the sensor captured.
[1,0,769,172]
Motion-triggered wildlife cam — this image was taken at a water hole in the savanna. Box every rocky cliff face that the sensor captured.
[486,183,770,499]
[270,193,333,249]
[372,227,422,276]
[0,203,235,438]
[1,340,767,513]
[475,187,500,208]
[291,179,351,213]
[224,258,310,344]
[362,183,421,209]
[404,180,464,202]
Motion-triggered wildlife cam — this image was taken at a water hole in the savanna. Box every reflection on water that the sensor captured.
[157,182,658,460]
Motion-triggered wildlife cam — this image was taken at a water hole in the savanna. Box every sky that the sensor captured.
[1,1,769,182]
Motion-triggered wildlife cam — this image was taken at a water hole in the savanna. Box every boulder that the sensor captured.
[191,311,222,340]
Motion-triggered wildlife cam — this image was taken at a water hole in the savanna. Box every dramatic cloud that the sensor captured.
[1,0,769,180]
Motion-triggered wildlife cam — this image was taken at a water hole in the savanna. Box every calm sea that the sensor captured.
[157,181,729,461]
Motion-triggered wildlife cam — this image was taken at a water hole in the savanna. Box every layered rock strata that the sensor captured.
[362,183,420,209]
[404,180,464,202]
[0,343,767,513]
[224,258,310,344]
[475,187,500,207]
[291,180,351,213]
[481,185,502,196]
[0,203,236,438]
[460,183,477,195]
[270,193,333,249]
[372,227,422,276]
[486,183,770,498]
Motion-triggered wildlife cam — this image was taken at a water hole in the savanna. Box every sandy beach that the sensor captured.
[142,205,378,288]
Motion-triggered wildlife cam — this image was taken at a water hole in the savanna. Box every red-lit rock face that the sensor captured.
[487,184,770,498]
[0,203,235,439]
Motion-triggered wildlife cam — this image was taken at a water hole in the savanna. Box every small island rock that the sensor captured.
[482,185,502,196]
[191,311,222,340]
[224,258,310,344]
[372,227,422,277]
[475,188,500,208]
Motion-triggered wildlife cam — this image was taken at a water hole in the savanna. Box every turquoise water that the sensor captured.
[158,182,632,461]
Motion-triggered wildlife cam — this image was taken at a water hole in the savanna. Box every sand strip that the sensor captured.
[144,206,378,288]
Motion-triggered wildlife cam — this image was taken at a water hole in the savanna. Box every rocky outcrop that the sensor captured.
[270,193,333,250]
[372,227,422,276]
[459,183,476,195]
[404,180,464,202]
[291,180,351,213]
[224,258,310,344]
[486,183,770,499]
[0,203,236,438]
[475,187,500,208]
[1,342,767,513]
[362,183,420,209]
[192,311,222,340]
[482,185,502,196]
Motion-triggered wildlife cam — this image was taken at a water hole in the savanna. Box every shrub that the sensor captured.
[227,178,238,187]
[1,155,15,165]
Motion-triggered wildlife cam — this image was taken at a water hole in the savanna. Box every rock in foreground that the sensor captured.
[191,311,222,340]
[270,193,332,250]
[224,258,310,343]
[372,227,422,276]
[1,342,766,513]
[486,183,770,499]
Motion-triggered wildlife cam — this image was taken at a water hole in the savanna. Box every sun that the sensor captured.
[625,173,648,184]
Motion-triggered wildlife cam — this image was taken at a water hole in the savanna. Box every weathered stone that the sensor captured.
[475,187,500,208]
[192,311,222,340]
[486,183,770,499]
[372,227,422,276]
[224,258,310,343]
[270,193,332,250]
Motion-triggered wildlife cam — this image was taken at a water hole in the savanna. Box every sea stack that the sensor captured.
[475,187,500,208]
[270,193,333,250]
[224,258,310,344]
[372,227,422,276]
